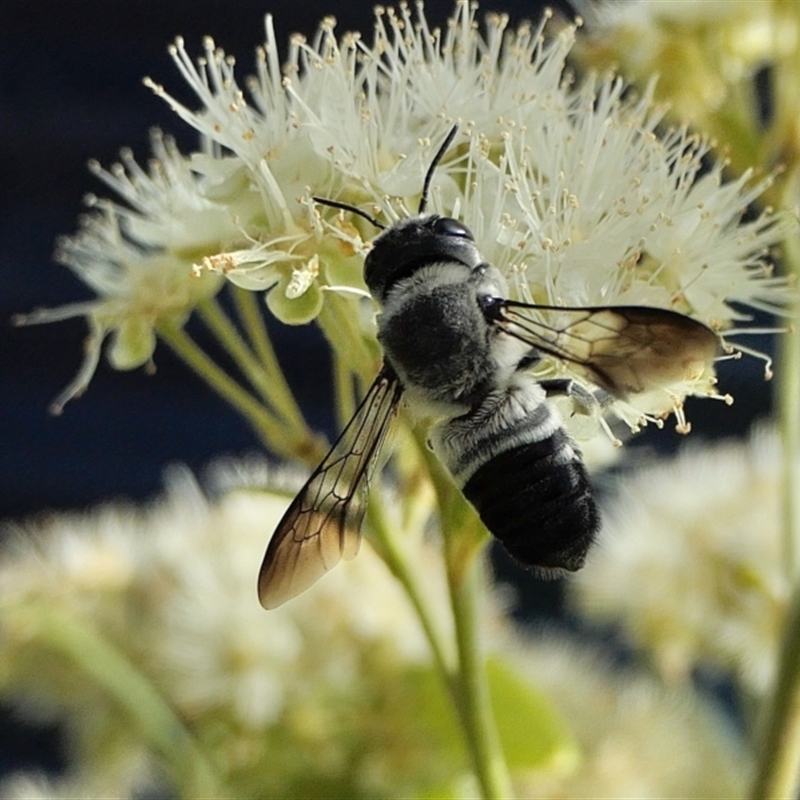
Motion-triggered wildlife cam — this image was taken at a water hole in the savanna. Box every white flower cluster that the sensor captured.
[16,132,230,413]
[18,1,792,435]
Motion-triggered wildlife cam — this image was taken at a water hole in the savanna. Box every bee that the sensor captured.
[257,126,719,609]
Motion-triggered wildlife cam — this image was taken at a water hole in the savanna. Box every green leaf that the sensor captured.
[487,655,580,773]
[400,665,468,770]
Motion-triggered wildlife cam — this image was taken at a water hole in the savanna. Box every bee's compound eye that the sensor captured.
[433,217,474,240]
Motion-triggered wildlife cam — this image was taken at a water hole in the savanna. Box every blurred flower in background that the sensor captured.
[0,463,754,799]
[0,459,587,798]
[511,635,751,799]
[572,427,790,695]
[573,0,800,198]
[0,467,466,798]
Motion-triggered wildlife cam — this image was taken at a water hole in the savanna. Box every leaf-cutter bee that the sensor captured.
[257,127,719,609]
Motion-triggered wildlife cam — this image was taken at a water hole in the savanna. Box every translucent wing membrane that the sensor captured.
[258,367,403,609]
[493,300,720,398]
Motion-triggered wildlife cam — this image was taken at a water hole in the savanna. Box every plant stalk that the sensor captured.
[365,495,456,686]
[444,530,514,800]
[409,428,513,798]
[228,287,309,432]
[14,603,221,797]
[750,177,800,799]
[156,321,292,456]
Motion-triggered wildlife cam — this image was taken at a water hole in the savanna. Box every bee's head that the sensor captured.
[315,126,474,303]
[364,214,483,303]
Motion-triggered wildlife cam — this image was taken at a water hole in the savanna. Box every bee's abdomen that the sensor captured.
[462,427,599,571]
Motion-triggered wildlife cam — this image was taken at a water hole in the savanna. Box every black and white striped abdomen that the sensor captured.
[430,375,599,572]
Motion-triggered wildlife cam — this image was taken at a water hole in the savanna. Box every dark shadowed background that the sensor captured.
[0,0,772,780]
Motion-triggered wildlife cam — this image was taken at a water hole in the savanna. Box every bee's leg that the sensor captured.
[539,379,613,416]
[515,350,542,371]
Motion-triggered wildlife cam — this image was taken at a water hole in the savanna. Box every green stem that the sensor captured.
[410,429,513,799]
[229,286,309,432]
[444,527,514,800]
[332,352,357,432]
[317,294,381,382]
[752,587,800,799]
[156,321,292,457]
[750,179,800,799]
[196,298,285,419]
[14,603,221,797]
[196,296,325,464]
[779,223,800,577]
[366,493,456,685]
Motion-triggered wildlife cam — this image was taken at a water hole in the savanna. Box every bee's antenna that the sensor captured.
[418,125,459,215]
[312,197,386,230]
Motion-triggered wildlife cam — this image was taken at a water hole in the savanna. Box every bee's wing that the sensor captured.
[258,367,403,609]
[493,300,719,398]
